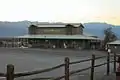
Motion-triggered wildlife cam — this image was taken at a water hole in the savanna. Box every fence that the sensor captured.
[0,52,118,80]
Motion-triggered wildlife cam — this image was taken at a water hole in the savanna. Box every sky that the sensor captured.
[0,0,120,25]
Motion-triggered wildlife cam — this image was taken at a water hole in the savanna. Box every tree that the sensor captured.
[103,27,117,49]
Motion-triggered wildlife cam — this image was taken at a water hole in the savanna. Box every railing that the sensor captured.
[0,52,118,80]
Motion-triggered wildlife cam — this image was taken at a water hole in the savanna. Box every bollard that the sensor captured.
[6,64,14,80]
[65,57,70,80]
[116,56,120,80]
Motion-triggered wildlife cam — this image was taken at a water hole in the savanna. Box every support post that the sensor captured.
[6,64,14,80]
[90,54,95,80]
[65,57,70,80]
[107,52,110,75]
[114,53,116,73]
[116,56,120,80]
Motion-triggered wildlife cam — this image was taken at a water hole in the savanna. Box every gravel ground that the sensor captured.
[0,48,116,80]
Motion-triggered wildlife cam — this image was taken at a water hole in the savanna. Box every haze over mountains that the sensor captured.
[84,22,120,38]
[0,21,120,39]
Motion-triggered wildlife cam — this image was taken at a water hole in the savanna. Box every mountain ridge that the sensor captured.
[0,21,119,38]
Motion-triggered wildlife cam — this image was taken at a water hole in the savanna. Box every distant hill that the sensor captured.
[0,21,30,37]
[83,22,120,39]
[0,21,120,39]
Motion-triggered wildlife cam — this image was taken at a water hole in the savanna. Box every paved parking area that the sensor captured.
[0,48,116,80]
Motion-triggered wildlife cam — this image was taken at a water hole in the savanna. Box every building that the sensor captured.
[28,23,84,35]
[0,23,101,49]
[107,40,120,53]
[18,23,100,49]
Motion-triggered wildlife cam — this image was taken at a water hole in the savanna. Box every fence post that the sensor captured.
[6,64,14,80]
[65,57,70,80]
[107,52,110,75]
[114,53,116,73]
[90,54,95,80]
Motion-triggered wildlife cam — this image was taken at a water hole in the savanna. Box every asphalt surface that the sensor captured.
[0,48,115,80]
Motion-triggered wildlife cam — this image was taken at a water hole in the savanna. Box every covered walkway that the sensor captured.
[16,34,101,49]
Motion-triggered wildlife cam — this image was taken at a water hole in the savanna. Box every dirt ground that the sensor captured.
[0,48,116,80]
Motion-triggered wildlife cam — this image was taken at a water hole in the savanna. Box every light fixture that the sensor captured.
[108,49,111,53]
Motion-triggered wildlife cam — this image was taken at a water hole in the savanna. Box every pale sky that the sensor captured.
[0,0,120,25]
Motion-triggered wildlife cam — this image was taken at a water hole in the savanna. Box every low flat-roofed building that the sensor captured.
[107,40,120,53]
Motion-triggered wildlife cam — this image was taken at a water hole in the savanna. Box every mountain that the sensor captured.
[0,21,30,37]
[83,22,120,39]
[0,21,120,39]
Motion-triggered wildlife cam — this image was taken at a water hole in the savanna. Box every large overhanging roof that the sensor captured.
[107,40,120,45]
[15,35,100,40]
